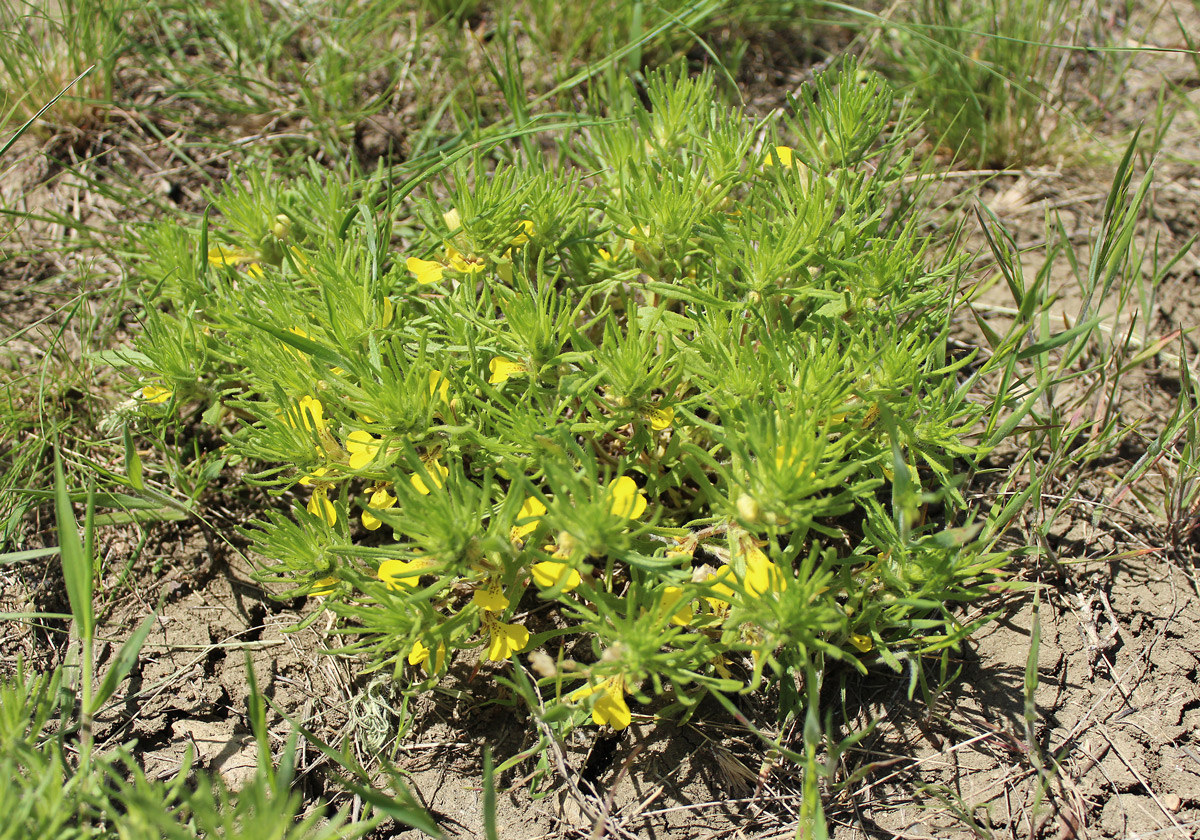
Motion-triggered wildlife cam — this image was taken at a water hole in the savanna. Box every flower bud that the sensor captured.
[527,650,557,678]
[271,214,293,240]
[736,493,760,524]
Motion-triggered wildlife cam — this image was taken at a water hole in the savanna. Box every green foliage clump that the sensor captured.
[0,663,373,840]
[122,63,1008,746]
[880,0,1081,168]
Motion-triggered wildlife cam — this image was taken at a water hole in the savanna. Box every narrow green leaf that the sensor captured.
[122,425,144,491]
[0,547,61,564]
[482,748,499,840]
[1015,316,1100,362]
[54,454,93,642]
[92,508,190,526]
[0,67,92,158]
[91,607,158,713]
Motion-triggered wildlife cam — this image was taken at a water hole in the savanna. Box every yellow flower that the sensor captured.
[666,536,693,562]
[377,557,431,590]
[472,578,510,612]
[307,486,337,526]
[510,496,547,543]
[442,208,462,231]
[703,565,737,612]
[642,405,674,431]
[406,256,445,285]
[446,243,485,275]
[298,465,331,486]
[361,484,397,530]
[310,575,338,597]
[849,633,873,653]
[481,611,530,661]
[138,384,172,404]
[208,244,259,268]
[287,395,326,433]
[571,677,631,730]
[410,457,448,494]
[509,219,534,246]
[703,547,785,610]
[408,639,447,673]
[765,145,795,168]
[742,546,786,597]
[345,430,381,470]
[488,356,528,384]
[605,476,647,520]
[660,586,694,626]
[429,369,450,403]
[530,559,581,592]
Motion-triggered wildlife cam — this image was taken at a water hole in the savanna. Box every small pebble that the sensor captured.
[1163,794,1182,813]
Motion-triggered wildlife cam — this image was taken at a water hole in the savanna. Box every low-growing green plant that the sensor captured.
[0,658,378,840]
[117,61,1048,823]
[0,454,434,839]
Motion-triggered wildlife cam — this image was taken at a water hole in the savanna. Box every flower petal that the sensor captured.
[703,566,736,611]
[530,560,581,592]
[605,476,647,520]
[310,575,338,597]
[208,245,259,266]
[488,357,527,385]
[409,639,447,673]
[765,145,795,167]
[298,466,330,487]
[483,613,530,661]
[138,384,172,404]
[510,219,534,246]
[287,395,326,433]
[510,496,547,542]
[428,369,450,403]
[473,578,511,612]
[406,256,445,285]
[410,458,448,494]
[346,429,381,469]
[643,406,674,431]
[571,678,631,730]
[307,487,337,526]
[378,558,427,590]
[592,685,632,730]
[446,243,485,275]
[661,586,694,626]
[362,486,397,530]
[743,547,786,596]
[849,633,874,653]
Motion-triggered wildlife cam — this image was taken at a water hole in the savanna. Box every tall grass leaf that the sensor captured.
[91,607,158,714]
[1015,316,1101,362]
[54,453,93,642]
[0,67,93,158]
[482,748,498,840]
[122,425,144,491]
[260,691,444,837]
[0,547,61,564]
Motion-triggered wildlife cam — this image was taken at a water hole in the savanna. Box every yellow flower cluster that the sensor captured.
[404,214,534,285]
